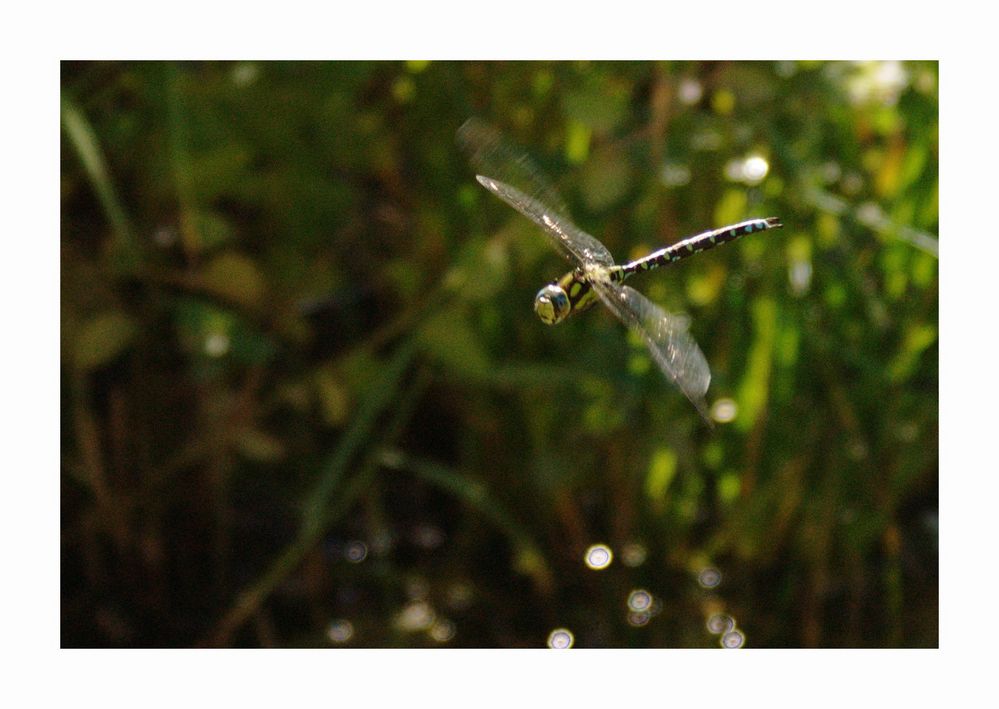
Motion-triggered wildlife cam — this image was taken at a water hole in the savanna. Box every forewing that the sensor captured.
[591,281,712,421]
[457,118,571,216]
[476,176,615,267]
[457,118,614,268]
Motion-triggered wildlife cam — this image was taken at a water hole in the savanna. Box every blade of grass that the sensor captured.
[205,339,422,645]
[301,338,419,532]
[61,96,138,271]
[377,449,553,594]
[162,62,203,260]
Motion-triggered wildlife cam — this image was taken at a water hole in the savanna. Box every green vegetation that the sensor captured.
[61,61,937,647]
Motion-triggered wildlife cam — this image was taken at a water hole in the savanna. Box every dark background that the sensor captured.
[60,60,938,648]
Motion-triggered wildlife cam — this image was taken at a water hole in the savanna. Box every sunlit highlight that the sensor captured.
[326,619,354,644]
[698,567,722,588]
[742,155,770,184]
[345,540,368,563]
[231,62,259,87]
[627,589,653,612]
[395,601,435,633]
[621,542,647,568]
[547,628,575,649]
[857,201,888,229]
[789,259,813,296]
[706,613,734,635]
[678,78,703,105]
[775,61,796,78]
[725,155,770,185]
[724,159,744,182]
[846,61,908,106]
[820,161,842,184]
[660,162,691,187]
[204,332,230,358]
[627,611,651,627]
[710,398,738,424]
[429,618,456,643]
[721,629,746,649]
[584,544,613,570]
[412,525,445,550]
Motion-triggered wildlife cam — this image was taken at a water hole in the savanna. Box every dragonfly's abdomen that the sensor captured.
[622,217,782,276]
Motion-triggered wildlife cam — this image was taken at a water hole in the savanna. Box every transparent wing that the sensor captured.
[475,175,615,268]
[457,118,571,217]
[590,279,713,421]
[457,118,614,268]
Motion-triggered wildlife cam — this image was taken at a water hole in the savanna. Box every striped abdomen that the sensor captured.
[617,217,783,278]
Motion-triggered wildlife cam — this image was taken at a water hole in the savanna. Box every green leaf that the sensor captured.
[236,428,285,462]
[314,366,351,427]
[713,189,749,228]
[564,120,591,165]
[417,309,491,378]
[444,236,510,302]
[562,85,628,133]
[73,311,137,372]
[203,251,266,306]
[736,297,777,431]
[61,97,137,271]
[579,147,632,212]
[888,323,937,382]
[718,471,742,504]
[645,447,678,510]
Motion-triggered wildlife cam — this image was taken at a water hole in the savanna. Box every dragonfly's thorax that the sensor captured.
[534,268,600,325]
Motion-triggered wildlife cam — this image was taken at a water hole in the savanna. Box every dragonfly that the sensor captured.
[457,118,783,422]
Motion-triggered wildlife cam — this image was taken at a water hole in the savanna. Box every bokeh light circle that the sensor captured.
[698,567,722,588]
[584,544,613,570]
[627,589,653,612]
[326,619,354,644]
[721,629,746,649]
[547,628,574,649]
[706,613,735,635]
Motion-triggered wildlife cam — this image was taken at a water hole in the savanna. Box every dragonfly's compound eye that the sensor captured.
[534,284,571,325]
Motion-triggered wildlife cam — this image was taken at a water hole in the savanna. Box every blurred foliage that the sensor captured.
[61,60,937,648]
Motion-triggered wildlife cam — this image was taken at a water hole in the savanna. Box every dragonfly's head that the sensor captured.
[534,284,571,325]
